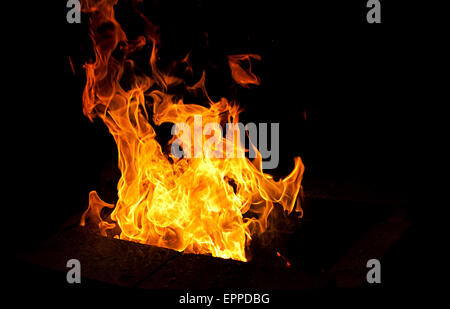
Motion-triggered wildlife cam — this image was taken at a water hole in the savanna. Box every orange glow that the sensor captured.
[80,0,304,262]
[68,56,76,75]
[276,251,292,268]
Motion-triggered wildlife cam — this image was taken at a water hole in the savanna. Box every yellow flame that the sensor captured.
[80,0,304,262]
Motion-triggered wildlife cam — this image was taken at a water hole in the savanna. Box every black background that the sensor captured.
[7,0,441,299]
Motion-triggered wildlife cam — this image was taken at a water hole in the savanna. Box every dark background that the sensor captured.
[8,0,439,295]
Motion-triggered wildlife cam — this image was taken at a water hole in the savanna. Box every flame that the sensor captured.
[227,54,261,88]
[79,0,304,262]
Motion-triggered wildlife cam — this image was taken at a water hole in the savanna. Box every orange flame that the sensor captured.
[80,0,304,262]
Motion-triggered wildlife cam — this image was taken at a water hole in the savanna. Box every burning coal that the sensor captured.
[79,0,304,262]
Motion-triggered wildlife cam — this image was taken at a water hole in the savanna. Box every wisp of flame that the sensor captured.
[79,0,304,262]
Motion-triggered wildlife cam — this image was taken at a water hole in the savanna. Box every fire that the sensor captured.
[79,0,304,262]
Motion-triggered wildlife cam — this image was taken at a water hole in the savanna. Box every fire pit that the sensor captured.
[11,0,418,302]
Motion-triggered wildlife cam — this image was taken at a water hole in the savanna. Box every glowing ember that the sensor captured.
[79,0,304,262]
[276,251,292,268]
